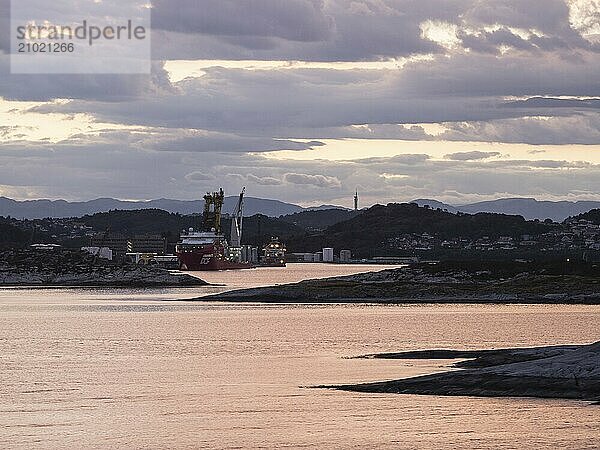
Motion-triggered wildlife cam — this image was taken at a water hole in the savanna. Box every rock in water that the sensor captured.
[327,342,600,402]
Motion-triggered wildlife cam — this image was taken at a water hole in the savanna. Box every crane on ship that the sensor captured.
[230,187,245,249]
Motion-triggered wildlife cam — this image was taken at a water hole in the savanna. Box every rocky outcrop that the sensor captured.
[199,263,600,304]
[0,249,206,287]
[325,342,600,402]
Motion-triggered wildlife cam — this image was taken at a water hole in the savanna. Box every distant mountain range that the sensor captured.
[0,196,308,219]
[412,198,600,222]
[2,196,600,222]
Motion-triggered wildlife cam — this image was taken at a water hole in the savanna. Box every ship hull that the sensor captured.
[259,260,287,268]
[177,250,253,271]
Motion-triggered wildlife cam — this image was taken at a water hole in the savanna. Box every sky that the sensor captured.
[0,0,599,207]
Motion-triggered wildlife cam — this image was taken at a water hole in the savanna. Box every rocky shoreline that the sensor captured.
[198,261,600,304]
[0,249,206,287]
[323,342,600,403]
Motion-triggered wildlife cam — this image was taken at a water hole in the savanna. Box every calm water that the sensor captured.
[1,264,599,449]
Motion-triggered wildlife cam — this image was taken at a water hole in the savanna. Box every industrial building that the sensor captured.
[340,250,351,263]
[241,245,260,264]
[90,234,167,256]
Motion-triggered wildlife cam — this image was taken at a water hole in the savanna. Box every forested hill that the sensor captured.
[0,220,28,247]
[279,208,360,230]
[81,209,199,238]
[80,210,304,245]
[285,203,556,257]
[571,209,600,224]
[2,204,563,257]
[328,203,550,238]
[226,215,305,247]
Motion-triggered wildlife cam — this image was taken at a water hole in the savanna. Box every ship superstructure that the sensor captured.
[260,237,287,267]
[176,188,252,271]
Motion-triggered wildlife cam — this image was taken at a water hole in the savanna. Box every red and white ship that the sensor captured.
[176,188,253,271]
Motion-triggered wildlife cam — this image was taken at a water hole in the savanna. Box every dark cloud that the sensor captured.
[388,154,432,164]
[2,0,597,64]
[246,174,284,186]
[142,131,325,153]
[283,172,342,188]
[54,128,324,154]
[463,0,574,36]
[18,66,531,133]
[316,124,433,140]
[29,48,598,138]
[458,28,532,54]
[221,173,283,186]
[445,151,501,161]
[455,26,592,54]
[400,51,600,98]
[185,171,216,182]
[0,58,173,101]
[504,97,600,109]
[439,114,600,145]
[150,0,448,61]
[152,0,333,42]
[525,159,590,169]
[148,0,599,61]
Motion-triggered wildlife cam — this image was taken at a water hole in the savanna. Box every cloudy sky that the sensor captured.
[1,0,599,207]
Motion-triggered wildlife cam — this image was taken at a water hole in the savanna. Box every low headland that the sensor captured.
[322,342,600,403]
[197,260,600,304]
[0,249,206,287]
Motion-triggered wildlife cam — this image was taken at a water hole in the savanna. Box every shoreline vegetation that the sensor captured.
[321,342,600,403]
[198,261,600,304]
[0,249,206,288]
